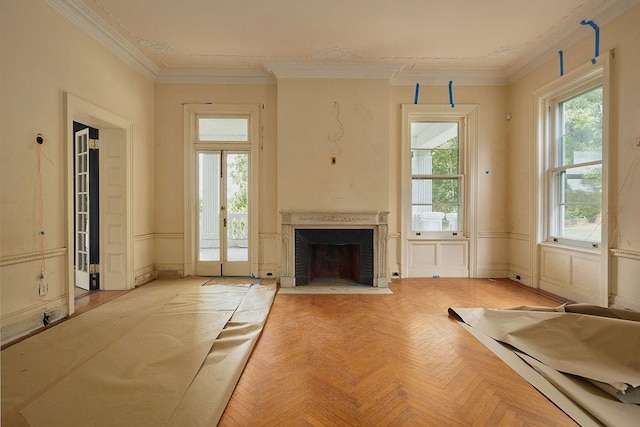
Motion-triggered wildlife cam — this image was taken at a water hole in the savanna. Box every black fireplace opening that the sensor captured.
[295,229,373,286]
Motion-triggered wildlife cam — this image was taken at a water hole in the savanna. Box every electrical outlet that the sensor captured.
[515,275,521,281]
[38,280,48,297]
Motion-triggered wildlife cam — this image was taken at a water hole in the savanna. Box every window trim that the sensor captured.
[535,59,609,250]
[402,104,477,241]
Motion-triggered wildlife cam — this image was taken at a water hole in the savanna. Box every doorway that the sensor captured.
[66,94,134,315]
[183,104,260,278]
[196,151,250,276]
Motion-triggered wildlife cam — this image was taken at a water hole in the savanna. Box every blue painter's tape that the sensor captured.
[448,80,454,108]
[414,83,420,104]
[580,20,600,64]
[558,50,564,76]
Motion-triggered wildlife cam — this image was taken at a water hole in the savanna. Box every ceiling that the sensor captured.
[48,0,638,84]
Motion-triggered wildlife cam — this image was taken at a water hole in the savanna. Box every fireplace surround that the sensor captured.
[280,210,389,287]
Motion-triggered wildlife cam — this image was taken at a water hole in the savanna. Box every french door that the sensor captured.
[196,150,250,276]
[74,127,100,290]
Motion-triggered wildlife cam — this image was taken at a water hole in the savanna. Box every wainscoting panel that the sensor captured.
[476,232,509,278]
[539,244,602,305]
[154,233,184,277]
[407,240,468,277]
[387,233,401,277]
[134,234,156,286]
[259,233,279,278]
[610,249,640,311]
[508,233,532,285]
[0,249,69,345]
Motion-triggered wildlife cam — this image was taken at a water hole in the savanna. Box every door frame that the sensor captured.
[65,93,134,314]
[183,104,260,277]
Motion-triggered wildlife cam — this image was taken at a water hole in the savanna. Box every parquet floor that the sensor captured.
[219,278,578,426]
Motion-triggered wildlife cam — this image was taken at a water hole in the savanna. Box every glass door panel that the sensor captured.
[196,151,250,276]
[198,152,221,264]
[226,153,249,262]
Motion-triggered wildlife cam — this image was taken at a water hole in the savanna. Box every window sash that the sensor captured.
[547,83,603,246]
[407,118,464,237]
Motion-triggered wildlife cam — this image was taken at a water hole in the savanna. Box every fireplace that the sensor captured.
[280,211,389,288]
[295,228,373,285]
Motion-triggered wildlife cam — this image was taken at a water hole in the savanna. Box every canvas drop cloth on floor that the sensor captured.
[1,277,276,426]
[448,303,640,427]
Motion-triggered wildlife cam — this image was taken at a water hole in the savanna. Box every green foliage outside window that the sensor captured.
[561,86,602,224]
[431,137,459,213]
[228,155,248,214]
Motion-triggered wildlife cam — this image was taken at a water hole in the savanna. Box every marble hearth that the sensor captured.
[280,210,389,287]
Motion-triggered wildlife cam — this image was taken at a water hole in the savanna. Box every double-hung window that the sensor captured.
[402,105,476,239]
[410,121,463,235]
[546,81,604,247]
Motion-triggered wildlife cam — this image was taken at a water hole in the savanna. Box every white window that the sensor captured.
[548,85,603,246]
[402,105,476,239]
[538,59,609,250]
[410,121,462,234]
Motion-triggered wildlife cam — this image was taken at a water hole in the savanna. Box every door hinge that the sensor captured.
[89,263,100,274]
[223,218,227,227]
[89,139,99,149]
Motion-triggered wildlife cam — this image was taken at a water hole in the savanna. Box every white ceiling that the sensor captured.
[48,0,639,84]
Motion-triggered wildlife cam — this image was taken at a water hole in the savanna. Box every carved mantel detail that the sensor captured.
[280,210,389,288]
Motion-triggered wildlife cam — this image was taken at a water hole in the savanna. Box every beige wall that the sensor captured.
[1,0,155,342]
[277,78,390,212]
[507,3,640,308]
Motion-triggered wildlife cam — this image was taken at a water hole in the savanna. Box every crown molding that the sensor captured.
[45,0,639,85]
[156,68,276,85]
[391,69,508,86]
[265,62,404,79]
[508,0,640,83]
[43,0,159,80]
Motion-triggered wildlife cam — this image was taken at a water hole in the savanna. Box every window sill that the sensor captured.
[408,235,468,241]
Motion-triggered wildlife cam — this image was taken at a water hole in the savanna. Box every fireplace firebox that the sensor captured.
[295,229,373,285]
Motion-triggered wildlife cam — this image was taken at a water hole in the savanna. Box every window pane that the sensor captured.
[198,153,221,261]
[198,118,248,142]
[557,165,602,242]
[411,178,460,232]
[226,153,249,262]
[411,122,458,174]
[558,86,602,167]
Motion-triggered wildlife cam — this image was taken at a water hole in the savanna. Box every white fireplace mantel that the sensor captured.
[280,210,389,288]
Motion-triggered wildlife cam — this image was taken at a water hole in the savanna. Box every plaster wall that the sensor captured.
[507,2,640,308]
[0,0,155,342]
[276,79,390,213]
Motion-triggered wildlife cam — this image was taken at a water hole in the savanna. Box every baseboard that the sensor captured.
[135,264,158,287]
[610,294,640,312]
[1,296,68,347]
[155,263,184,278]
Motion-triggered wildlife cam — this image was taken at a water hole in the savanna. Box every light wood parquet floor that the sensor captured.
[219,278,578,426]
